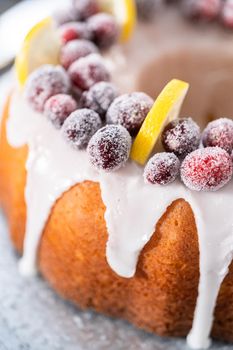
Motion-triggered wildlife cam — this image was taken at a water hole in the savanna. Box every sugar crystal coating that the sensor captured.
[80,81,118,119]
[62,108,102,150]
[60,39,99,70]
[59,22,91,44]
[53,6,78,26]
[68,54,110,91]
[106,92,153,135]
[87,125,132,171]
[202,118,233,154]
[221,0,233,28]
[181,147,233,191]
[44,94,78,129]
[24,65,70,112]
[72,0,99,20]
[87,13,119,49]
[162,117,201,158]
[144,152,180,185]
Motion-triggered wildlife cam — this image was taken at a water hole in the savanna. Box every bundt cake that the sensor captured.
[1,1,233,349]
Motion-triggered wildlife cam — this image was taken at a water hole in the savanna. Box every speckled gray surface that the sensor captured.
[0,212,231,350]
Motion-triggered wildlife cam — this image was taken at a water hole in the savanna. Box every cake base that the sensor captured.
[1,97,233,343]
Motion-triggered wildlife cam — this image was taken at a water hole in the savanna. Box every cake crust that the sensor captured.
[0,98,233,342]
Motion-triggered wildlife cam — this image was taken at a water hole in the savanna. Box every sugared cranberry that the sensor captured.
[136,0,161,21]
[80,81,118,120]
[68,54,110,91]
[181,147,233,191]
[221,0,233,29]
[87,125,132,171]
[24,65,70,112]
[87,13,119,49]
[72,0,99,20]
[59,22,91,44]
[202,118,233,154]
[181,0,222,20]
[60,39,99,70]
[106,92,153,135]
[162,118,201,158]
[62,108,102,150]
[53,6,78,26]
[144,152,180,185]
[44,94,78,128]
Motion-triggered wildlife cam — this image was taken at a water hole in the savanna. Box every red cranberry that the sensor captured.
[136,0,161,21]
[106,92,153,135]
[62,108,102,150]
[72,0,99,20]
[60,39,99,70]
[87,125,132,171]
[87,13,119,49]
[44,94,78,129]
[80,81,118,120]
[144,153,180,185]
[68,54,110,91]
[24,65,70,112]
[59,22,91,44]
[221,0,233,29]
[181,147,233,191]
[181,0,222,20]
[162,117,201,158]
[202,118,233,154]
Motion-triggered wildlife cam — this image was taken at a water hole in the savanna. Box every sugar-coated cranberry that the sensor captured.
[80,81,118,120]
[60,39,99,70]
[106,92,153,135]
[202,118,233,154]
[181,0,222,20]
[87,13,119,49]
[162,117,201,158]
[72,0,99,20]
[24,65,70,112]
[87,125,132,171]
[144,152,180,185]
[221,0,233,29]
[59,22,91,44]
[68,53,110,91]
[136,0,161,21]
[181,147,233,191]
[62,108,102,150]
[53,6,78,26]
[44,94,78,129]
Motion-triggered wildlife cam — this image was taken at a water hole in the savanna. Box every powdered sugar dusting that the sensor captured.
[62,108,102,149]
[24,65,70,112]
[144,152,180,185]
[181,147,233,191]
[106,92,153,135]
[68,53,110,91]
[87,125,132,171]
[202,118,233,154]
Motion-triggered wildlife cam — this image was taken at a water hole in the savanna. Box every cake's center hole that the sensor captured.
[138,46,233,128]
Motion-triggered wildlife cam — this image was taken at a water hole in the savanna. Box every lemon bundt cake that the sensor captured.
[1,1,233,349]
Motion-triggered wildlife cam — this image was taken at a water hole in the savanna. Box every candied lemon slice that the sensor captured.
[130,79,190,165]
[98,0,136,42]
[15,17,61,86]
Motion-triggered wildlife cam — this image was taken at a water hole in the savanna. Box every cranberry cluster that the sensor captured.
[144,117,233,191]
[136,0,233,30]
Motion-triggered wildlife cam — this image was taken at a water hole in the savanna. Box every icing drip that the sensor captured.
[7,92,233,349]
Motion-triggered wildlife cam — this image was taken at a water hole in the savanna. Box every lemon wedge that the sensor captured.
[15,17,61,86]
[130,79,190,165]
[98,0,136,42]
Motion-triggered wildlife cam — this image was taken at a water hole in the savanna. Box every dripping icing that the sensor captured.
[7,92,233,349]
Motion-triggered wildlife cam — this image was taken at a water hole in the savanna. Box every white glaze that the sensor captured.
[7,92,233,349]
